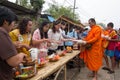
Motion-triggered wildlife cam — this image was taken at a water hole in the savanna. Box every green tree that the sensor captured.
[30,0,45,22]
[15,0,32,9]
[98,23,106,29]
[45,3,79,20]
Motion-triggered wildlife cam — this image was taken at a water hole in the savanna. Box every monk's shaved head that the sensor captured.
[89,18,96,24]
[88,18,96,27]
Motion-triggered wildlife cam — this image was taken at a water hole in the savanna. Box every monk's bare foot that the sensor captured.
[92,77,97,80]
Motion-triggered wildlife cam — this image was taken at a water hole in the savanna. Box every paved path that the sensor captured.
[65,64,120,80]
[57,63,120,80]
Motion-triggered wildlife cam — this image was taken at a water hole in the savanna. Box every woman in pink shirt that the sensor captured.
[32,21,50,59]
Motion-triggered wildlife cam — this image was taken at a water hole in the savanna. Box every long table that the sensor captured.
[29,50,80,80]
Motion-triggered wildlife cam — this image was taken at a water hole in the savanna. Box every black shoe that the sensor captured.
[102,67,111,71]
[107,70,115,74]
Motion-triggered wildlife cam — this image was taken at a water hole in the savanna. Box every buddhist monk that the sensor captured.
[76,18,103,80]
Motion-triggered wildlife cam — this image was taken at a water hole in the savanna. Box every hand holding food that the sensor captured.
[73,40,87,45]
[101,34,111,40]
[43,38,50,42]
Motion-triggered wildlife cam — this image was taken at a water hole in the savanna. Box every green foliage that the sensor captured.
[38,18,48,25]
[30,0,45,10]
[15,0,32,9]
[98,23,106,29]
[20,0,27,7]
[15,0,45,10]
[45,4,79,21]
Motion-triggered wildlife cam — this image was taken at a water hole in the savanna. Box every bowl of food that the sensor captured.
[66,46,73,53]
[22,57,35,66]
[49,55,60,62]
[37,58,48,68]
[15,66,36,79]
[58,50,67,57]
[37,61,46,68]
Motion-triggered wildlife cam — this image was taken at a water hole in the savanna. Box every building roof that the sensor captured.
[57,15,85,28]
[0,0,36,15]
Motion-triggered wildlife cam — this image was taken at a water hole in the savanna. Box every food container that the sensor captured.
[73,43,79,50]
[38,48,48,59]
[37,60,48,68]
[14,63,37,79]
[29,48,39,61]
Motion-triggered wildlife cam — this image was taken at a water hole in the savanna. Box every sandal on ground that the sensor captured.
[102,67,111,71]
[107,70,115,74]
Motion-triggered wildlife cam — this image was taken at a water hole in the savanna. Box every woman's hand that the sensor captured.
[43,38,51,43]
[18,43,30,50]
[14,41,25,48]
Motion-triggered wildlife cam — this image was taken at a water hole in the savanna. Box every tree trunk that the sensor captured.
[36,8,42,23]
[16,0,19,4]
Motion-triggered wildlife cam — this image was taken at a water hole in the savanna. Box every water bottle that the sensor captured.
[18,34,23,42]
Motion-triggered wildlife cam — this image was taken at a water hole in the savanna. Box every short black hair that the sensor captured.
[0,6,18,26]
[89,18,96,24]
[107,22,114,28]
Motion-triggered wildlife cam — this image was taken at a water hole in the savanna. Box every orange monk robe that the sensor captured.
[80,25,103,71]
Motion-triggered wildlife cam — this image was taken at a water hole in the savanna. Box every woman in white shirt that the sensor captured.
[48,21,63,55]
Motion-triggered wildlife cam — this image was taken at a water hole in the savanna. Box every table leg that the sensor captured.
[64,64,67,80]
[54,65,65,80]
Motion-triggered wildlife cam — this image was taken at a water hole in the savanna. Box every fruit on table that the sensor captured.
[40,58,45,62]
[15,71,20,76]
[59,51,67,56]
[63,50,67,54]
[66,46,72,51]
[38,61,45,67]
[49,54,60,61]
[54,55,60,59]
